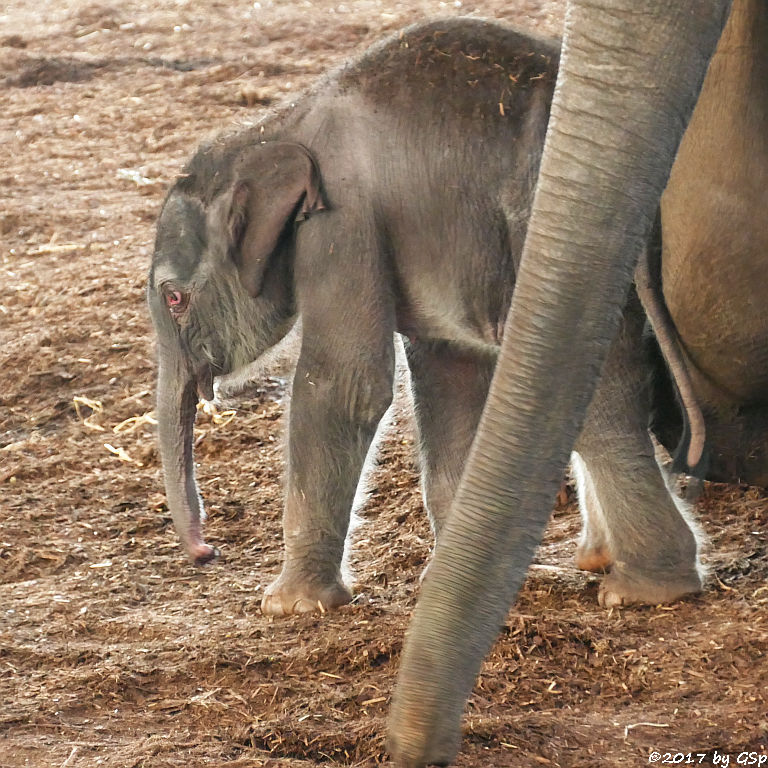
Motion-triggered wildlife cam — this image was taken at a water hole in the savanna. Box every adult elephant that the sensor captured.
[388,1,748,766]
[573,0,768,607]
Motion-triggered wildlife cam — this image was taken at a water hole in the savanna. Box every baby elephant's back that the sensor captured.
[312,18,561,217]
[307,19,562,339]
[340,18,559,141]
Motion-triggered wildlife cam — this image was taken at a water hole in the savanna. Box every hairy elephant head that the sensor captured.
[147,141,326,565]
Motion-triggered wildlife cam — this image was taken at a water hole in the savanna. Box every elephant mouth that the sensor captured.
[195,362,215,401]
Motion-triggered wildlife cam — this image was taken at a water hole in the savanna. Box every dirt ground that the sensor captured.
[1,1,766,766]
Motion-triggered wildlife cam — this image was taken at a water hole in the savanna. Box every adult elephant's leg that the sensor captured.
[388,2,732,766]
[404,340,495,539]
[573,292,702,607]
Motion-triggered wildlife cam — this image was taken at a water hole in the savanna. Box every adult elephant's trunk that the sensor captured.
[156,357,218,566]
[388,1,733,764]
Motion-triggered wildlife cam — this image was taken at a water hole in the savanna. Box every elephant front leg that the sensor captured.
[574,293,703,608]
[404,339,495,540]
[261,348,395,617]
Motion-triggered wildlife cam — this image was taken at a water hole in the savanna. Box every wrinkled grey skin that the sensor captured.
[148,19,561,614]
[388,1,768,766]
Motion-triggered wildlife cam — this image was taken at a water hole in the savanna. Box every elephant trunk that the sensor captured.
[156,356,218,566]
[388,1,733,764]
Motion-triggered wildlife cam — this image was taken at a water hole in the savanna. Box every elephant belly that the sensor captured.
[659,179,768,486]
[659,1,768,408]
[661,186,768,408]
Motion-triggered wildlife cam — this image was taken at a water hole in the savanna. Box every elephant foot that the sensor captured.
[598,565,702,608]
[575,544,612,573]
[261,570,352,616]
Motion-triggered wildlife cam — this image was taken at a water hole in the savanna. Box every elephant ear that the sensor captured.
[227,142,326,297]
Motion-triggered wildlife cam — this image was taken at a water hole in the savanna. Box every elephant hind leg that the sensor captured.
[575,293,703,607]
[571,451,612,573]
[704,405,768,487]
[404,338,496,540]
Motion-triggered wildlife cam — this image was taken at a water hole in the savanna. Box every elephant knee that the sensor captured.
[302,373,393,432]
[344,375,393,433]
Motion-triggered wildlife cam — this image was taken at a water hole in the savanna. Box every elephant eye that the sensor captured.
[164,288,189,314]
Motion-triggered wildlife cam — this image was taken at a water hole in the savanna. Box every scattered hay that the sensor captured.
[113,411,157,434]
[73,395,106,431]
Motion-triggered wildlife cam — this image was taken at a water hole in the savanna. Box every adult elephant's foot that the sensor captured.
[575,544,612,573]
[598,564,702,608]
[261,569,352,616]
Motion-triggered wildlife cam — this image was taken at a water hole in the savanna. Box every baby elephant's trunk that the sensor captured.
[156,357,218,566]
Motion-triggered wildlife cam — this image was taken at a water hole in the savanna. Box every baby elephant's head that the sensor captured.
[147,141,325,565]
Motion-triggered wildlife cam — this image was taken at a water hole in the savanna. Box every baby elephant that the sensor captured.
[148,18,559,615]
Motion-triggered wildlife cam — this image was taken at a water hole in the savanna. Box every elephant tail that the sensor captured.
[635,214,708,477]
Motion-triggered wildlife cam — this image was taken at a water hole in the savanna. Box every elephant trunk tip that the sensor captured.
[188,541,220,566]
